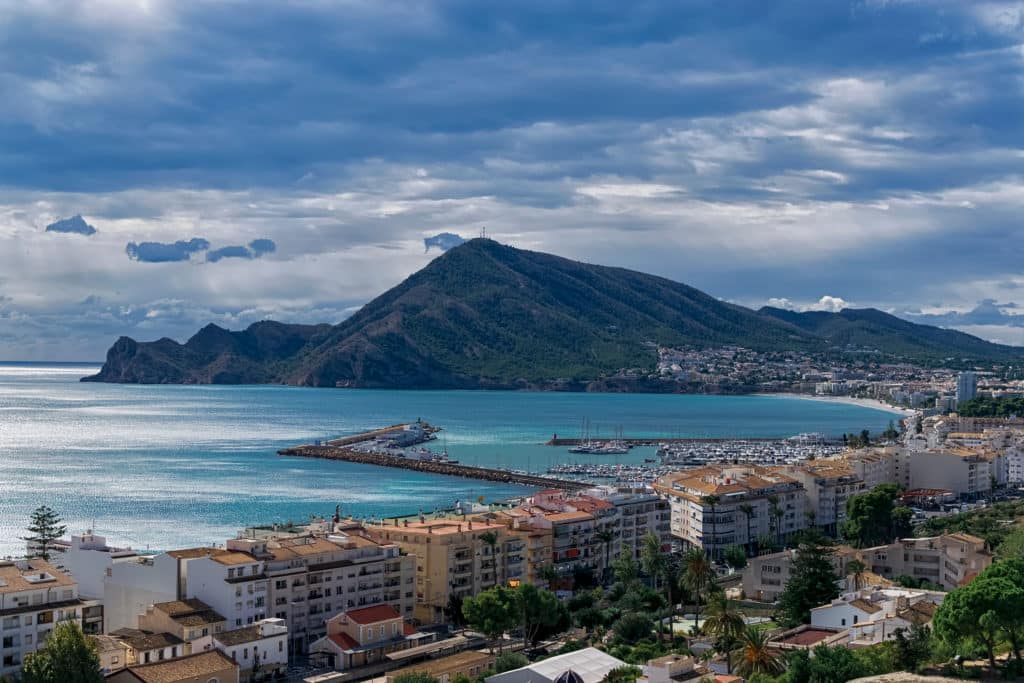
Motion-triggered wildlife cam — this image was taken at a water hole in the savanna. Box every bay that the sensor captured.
[0,362,896,558]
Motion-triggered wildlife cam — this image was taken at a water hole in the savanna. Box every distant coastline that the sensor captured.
[759,392,916,417]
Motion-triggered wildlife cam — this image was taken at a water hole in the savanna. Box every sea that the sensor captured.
[0,362,897,558]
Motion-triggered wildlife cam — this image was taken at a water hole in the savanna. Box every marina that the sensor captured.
[0,363,895,559]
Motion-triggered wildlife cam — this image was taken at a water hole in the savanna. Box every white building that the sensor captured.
[956,372,977,403]
[193,617,288,679]
[811,587,944,633]
[486,647,628,683]
[897,448,997,497]
[181,543,269,631]
[654,465,808,559]
[0,558,103,679]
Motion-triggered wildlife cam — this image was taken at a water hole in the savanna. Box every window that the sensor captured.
[279,641,283,652]
[207,679,219,683]
[841,618,846,626]
[244,647,249,659]
[853,615,859,624]
[112,656,119,665]
[228,569,235,578]
[144,652,151,664]
[276,580,287,590]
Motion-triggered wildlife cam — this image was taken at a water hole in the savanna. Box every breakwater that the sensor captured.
[279,444,591,490]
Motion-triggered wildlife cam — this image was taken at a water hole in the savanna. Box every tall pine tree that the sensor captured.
[23,505,67,561]
[776,528,840,628]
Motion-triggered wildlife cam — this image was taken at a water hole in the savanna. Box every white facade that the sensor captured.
[956,372,977,403]
[193,618,288,678]
[898,449,995,496]
[104,554,179,632]
[185,553,268,630]
[0,559,100,679]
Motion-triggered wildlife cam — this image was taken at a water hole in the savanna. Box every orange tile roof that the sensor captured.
[329,632,360,650]
[0,559,76,594]
[543,511,594,523]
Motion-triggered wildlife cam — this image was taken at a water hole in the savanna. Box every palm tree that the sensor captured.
[738,503,755,557]
[731,626,784,678]
[597,529,615,585]
[701,495,721,562]
[641,532,671,641]
[480,531,499,587]
[704,593,745,674]
[846,559,866,591]
[681,548,714,633]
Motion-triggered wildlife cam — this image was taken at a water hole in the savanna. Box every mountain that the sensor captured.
[84,239,1024,388]
[758,306,1024,363]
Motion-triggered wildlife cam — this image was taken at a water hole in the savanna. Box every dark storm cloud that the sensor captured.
[424,233,467,253]
[2,0,1024,357]
[126,238,210,263]
[45,215,96,235]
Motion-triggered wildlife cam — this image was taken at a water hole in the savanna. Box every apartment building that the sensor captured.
[251,531,415,653]
[741,545,860,602]
[137,599,226,646]
[585,488,672,563]
[174,545,268,631]
[192,618,288,679]
[778,462,864,534]
[834,448,897,491]
[654,465,808,559]
[367,518,526,624]
[858,533,992,590]
[896,449,997,497]
[741,532,992,601]
[0,559,102,679]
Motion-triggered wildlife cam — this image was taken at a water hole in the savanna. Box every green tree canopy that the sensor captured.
[393,673,439,683]
[612,548,640,586]
[601,666,642,683]
[20,621,103,683]
[776,528,840,629]
[841,483,905,548]
[933,575,1024,670]
[612,611,655,645]
[463,586,518,650]
[494,652,529,673]
[515,583,570,647]
[22,505,67,561]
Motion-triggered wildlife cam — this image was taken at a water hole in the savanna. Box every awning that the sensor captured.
[385,636,468,661]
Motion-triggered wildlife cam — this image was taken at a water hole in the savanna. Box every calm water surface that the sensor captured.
[0,363,894,558]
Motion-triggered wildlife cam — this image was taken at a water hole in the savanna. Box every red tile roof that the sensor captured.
[329,632,360,650]
[345,604,402,624]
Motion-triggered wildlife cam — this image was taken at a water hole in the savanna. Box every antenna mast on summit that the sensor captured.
[480,226,487,239]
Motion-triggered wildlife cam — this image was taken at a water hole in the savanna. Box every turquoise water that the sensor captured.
[0,363,895,558]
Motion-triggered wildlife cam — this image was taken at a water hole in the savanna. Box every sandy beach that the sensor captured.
[757,392,917,417]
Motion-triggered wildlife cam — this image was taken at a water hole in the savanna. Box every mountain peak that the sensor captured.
[84,243,1024,387]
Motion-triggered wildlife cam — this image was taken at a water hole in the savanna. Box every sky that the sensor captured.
[1,0,1023,360]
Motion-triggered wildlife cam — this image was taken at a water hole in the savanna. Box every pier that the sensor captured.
[279,445,590,490]
[279,422,590,491]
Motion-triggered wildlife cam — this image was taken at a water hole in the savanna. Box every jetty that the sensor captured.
[279,423,590,491]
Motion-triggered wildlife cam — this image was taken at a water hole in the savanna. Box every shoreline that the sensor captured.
[758,392,916,417]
